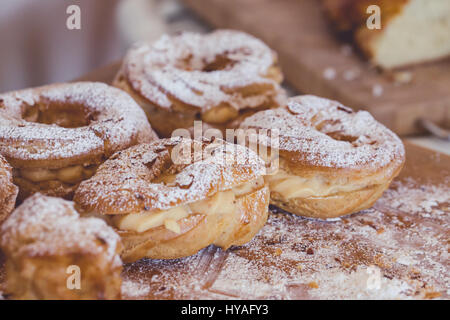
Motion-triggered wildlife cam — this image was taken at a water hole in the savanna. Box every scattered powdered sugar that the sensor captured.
[382,178,449,218]
[117,176,448,300]
[121,279,151,298]
[240,95,405,170]
[343,68,360,81]
[323,67,336,80]
[0,82,155,163]
[372,84,384,97]
[121,30,285,112]
[308,266,413,300]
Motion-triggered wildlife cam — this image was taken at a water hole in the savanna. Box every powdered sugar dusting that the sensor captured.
[121,279,151,299]
[308,266,413,299]
[75,138,266,214]
[240,95,405,170]
[0,194,122,264]
[121,30,285,112]
[383,178,449,218]
[0,82,155,164]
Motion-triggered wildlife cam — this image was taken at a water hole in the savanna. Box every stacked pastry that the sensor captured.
[0,30,405,300]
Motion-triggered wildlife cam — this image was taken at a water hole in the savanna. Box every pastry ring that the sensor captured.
[114,29,286,137]
[0,155,18,223]
[74,137,269,262]
[0,82,158,201]
[0,194,122,300]
[239,95,405,219]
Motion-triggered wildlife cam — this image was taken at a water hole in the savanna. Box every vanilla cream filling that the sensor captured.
[117,72,281,127]
[19,165,97,184]
[265,169,367,199]
[202,104,239,123]
[113,177,264,233]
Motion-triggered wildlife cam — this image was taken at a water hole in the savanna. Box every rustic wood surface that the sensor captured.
[182,0,450,136]
[0,62,448,300]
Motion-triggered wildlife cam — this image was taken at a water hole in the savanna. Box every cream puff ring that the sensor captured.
[74,137,269,262]
[0,82,158,201]
[114,30,286,137]
[239,95,405,219]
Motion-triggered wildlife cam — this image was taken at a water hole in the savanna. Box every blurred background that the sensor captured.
[0,0,448,153]
[0,0,206,92]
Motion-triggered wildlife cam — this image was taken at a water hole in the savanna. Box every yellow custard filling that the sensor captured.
[19,165,97,184]
[113,177,264,233]
[202,104,239,124]
[265,169,366,199]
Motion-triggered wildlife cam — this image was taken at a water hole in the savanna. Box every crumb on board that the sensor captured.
[424,291,442,300]
[323,67,337,80]
[274,248,283,256]
[372,84,384,97]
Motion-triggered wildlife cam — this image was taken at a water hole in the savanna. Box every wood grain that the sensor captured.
[182,0,450,136]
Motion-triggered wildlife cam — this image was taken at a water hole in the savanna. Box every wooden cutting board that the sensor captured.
[182,0,450,136]
[1,64,449,300]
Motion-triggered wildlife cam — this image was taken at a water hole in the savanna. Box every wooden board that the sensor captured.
[182,0,450,136]
[1,64,449,300]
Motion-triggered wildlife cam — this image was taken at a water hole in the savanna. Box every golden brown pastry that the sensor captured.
[239,95,405,219]
[114,30,286,137]
[0,155,18,223]
[0,82,158,201]
[74,137,269,262]
[322,0,450,68]
[0,194,123,300]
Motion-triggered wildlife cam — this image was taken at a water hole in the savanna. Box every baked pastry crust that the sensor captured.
[0,82,158,201]
[74,137,270,262]
[0,155,18,223]
[240,95,405,219]
[0,194,122,300]
[114,30,286,137]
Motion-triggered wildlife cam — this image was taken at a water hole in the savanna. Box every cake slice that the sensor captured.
[323,0,450,69]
